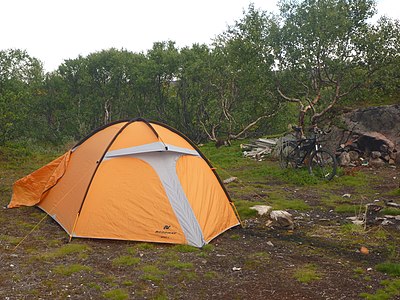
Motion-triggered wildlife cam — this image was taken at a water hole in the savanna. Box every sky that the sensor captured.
[2,0,399,72]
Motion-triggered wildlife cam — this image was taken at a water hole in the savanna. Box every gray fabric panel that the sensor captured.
[105,142,200,159]
[105,142,165,158]
[133,152,205,247]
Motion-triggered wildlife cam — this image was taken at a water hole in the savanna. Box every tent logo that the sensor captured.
[156,225,177,236]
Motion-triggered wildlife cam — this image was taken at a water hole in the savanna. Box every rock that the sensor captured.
[369,158,385,168]
[250,205,273,216]
[223,177,237,184]
[348,150,360,162]
[338,152,351,166]
[371,151,381,159]
[266,241,274,247]
[269,210,294,229]
[360,246,369,255]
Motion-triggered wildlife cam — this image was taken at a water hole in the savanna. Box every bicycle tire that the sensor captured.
[279,141,297,169]
[308,149,337,180]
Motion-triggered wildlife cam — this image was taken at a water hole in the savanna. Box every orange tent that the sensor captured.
[8,119,239,247]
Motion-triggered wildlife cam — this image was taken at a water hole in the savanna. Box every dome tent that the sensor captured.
[8,118,240,247]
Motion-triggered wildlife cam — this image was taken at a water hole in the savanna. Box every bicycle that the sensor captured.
[279,126,337,181]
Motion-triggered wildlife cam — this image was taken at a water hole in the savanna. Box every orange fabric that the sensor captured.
[151,123,195,150]
[37,122,126,233]
[74,157,186,244]
[176,156,239,242]
[8,151,71,208]
[108,121,159,151]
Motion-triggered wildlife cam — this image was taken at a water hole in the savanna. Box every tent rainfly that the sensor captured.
[8,119,240,247]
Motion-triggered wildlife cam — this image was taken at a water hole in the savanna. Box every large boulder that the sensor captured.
[325,104,400,166]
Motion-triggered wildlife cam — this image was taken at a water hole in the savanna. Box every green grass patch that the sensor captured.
[340,223,365,235]
[165,260,194,270]
[245,252,271,269]
[122,280,134,286]
[0,234,22,246]
[233,200,263,219]
[380,208,400,216]
[112,255,140,267]
[135,243,155,250]
[53,264,92,276]
[293,264,322,284]
[269,198,310,211]
[376,262,400,277]
[360,279,400,300]
[230,234,241,240]
[40,243,91,260]
[204,271,219,280]
[140,265,167,283]
[103,289,129,300]
[386,188,400,196]
[172,244,199,253]
[334,204,361,214]
[178,271,198,281]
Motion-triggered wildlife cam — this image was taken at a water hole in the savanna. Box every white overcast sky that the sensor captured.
[1,0,399,72]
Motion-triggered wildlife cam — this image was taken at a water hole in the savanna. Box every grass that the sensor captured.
[380,208,400,216]
[360,279,400,300]
[340,223,365,235]
[165,260,194,269]
[112,255,140,267]
[140,265,167,283]
[233,200,263,219]
[53,264,92,276]
[335,204,361,214]
[293,264,322,284]
[103,289,129,300]
[172,244,199,253]
[39,243,91,260]
[376,262,400,277]
[245,252,271,269]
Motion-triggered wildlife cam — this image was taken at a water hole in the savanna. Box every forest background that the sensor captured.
[1,0,399,147]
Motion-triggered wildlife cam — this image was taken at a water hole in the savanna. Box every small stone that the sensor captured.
[371,151,381,159]
[338,152,351,166]
[232,267,242,271]
[342,193,351,198]
[250,205,273,216]
[266,241,274,247]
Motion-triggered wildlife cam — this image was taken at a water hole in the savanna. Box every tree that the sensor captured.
[0,49,43,143]
[273,0,400,134]
[200,5,280,143]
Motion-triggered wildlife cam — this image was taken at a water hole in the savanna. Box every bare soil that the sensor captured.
[1,162,399,299]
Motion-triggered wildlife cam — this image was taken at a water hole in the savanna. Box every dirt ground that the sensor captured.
[0,160,399,299]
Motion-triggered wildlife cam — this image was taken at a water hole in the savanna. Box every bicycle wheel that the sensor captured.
[308,150,337,180]
[279,141,297,168]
